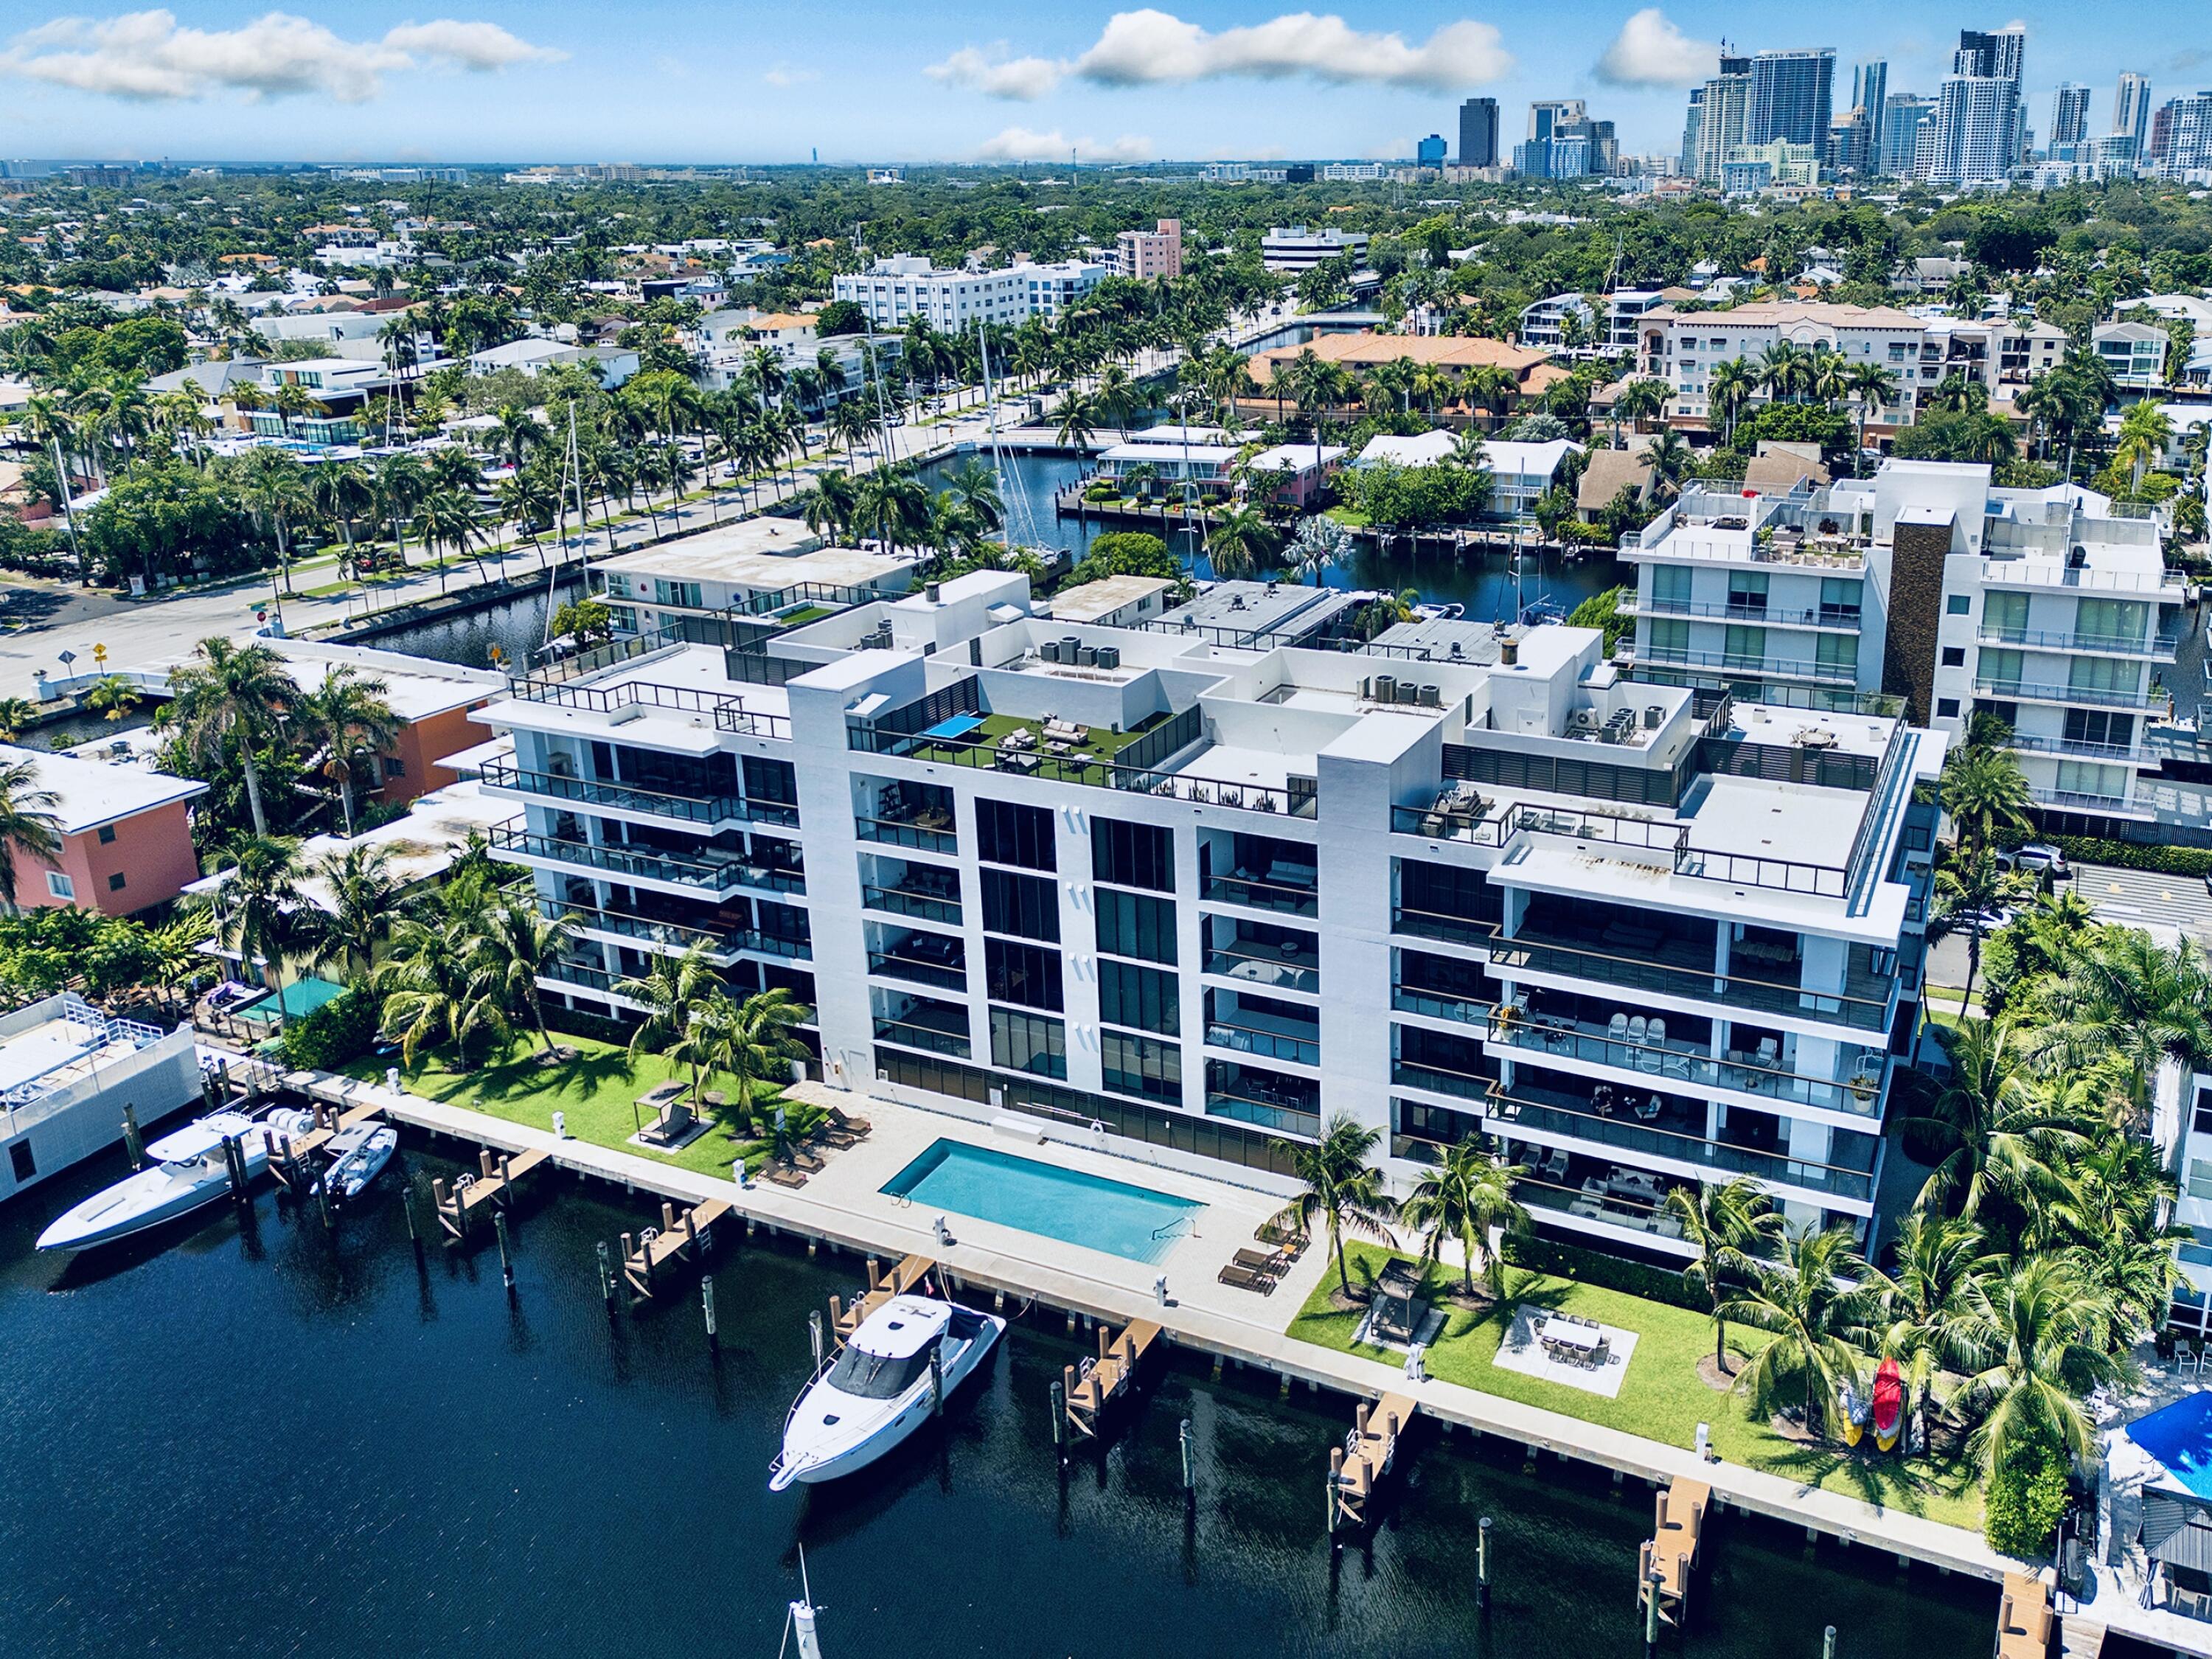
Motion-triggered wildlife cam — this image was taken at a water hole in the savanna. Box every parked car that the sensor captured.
[1998,843,2068,878]
[1958,905,2016,933]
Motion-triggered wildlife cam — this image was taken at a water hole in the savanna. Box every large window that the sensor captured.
[1982,592,2028,636]
[1096,888,1178,964]
[2068,654,2135,696]
[1092,816,1175,892]
[984,938,1063,1009]
[1816,631,1857,676]
[1726,570,1768,614]
[1102,1031,1181,1105]
[1651,566,1691,608]
[2064,708,2134,750]
[2076,598,2148,647]
[1818,577,1860,623]
[975,798,1055,870]
[1099,959,1180,1035]
[1724,624,1766,668]
[981,868,1059,942]
[991,1008,1067,1079]
[742,754,797,807]
[2054,759,2126,802]
[1649,617,1689,657]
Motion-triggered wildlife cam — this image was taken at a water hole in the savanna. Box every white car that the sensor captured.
[1999,843,2067,877]
[1959,905,2016,933]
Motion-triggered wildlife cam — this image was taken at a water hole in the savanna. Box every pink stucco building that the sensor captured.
[1,744,208,918]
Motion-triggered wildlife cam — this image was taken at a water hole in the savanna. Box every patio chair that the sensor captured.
[1218,1262,1276,1295]
[763,1162,810,1189]
[1608,1012,1630,1041]
[1628,1016,1647,1044]
[1234,1247,1289,1276]
[1646,1017,1666,1047]
[827,1105,873,1139]
[639,1096,697,1147]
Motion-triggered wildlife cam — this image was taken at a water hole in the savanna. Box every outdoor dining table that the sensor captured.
[1540,1316,1603,1354]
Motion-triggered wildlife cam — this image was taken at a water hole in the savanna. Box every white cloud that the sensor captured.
[0,9,563,102]
[975,125,1154,163]
[926,44,1065,100]
[1593,7,1717,88]
[931,10,1512,102]
[761,63,818,87]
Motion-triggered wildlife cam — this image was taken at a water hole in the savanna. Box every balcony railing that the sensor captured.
[2028,785,2136,813]
[2002,731,2148,764]
[873,1015,970,1058]
[507,675,791,738]
[855,815,957,855]
[862,884,962,926]
[866,950,966,993]
[1203,1018,1319,1067]
[1203,872,1319,917]
[492,825,804,897]
[1641,644,1858,687]
[1977,625,2167,658]
[1630,595,1864,630]
[1972,677,2163,712]
[1487,933,1893,1032]
[1391,905,1501,950]
[540,958,619,995]
[542,898,724,953]
[1490,1085,1876,1203]
[481,761,774,827]
[1391,1057,1496,1103]
[1203,944,1319,995]
[1486,1012,1885,1116]
[1203,1092,1320,1139]
[1392,986,1495,1027]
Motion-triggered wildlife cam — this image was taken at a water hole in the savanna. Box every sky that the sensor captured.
[0,1,2205,167]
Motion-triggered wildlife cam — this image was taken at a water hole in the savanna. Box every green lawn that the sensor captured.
[1289,1242,1982,1528]
[344,1031,792,1180]
[905,710,1161,778]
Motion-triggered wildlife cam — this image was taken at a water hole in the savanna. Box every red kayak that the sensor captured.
[1872,1358,1904,1450]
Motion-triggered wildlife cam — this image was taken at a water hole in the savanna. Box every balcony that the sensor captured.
[1489,1076,1877,1204]
[1203,1059,1318,1138]
[538,957,622,998]
[855,814,956,855]
[1391,905,1500,951]
[1973,677,2163,712]
[862,881,962,927]
[1393,985,1495,1027]
[2028,785,2137,813]
[1515,1172,1691,1247]
[1486,1006,1886,1117]
[1203,871,1318,918]
[506,675,791,739]
[1977,625,2168,658]
[873,997,970,1058]
[1203,941,1318,996]
[1203,992,1319,1067]
[541,898,813,963]
[1628,594,1864,631]
[2002,731,2148,764]
[480,762,796,828]
[866,931,967,993]
[1640,644,1858,688]
[494,826,804,900]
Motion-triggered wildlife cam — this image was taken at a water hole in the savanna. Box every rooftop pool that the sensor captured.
[881,1138,1202,1265]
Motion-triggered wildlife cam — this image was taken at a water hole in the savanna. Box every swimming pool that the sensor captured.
[2128,1391,2212,1498]
[881,1139,1203,1265]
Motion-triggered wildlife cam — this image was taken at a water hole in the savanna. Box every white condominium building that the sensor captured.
[467,571,1941,1258]
[831,256,1107,333]
[1618,458,2186,834]
[1260,227,1371,272]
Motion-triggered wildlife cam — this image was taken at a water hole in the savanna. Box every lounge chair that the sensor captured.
[1218,1262,1276,1294]
[1233,1247,1287,1276]
[827,1105,873,1139]
[763,1162,810,1189]
[639,1096,698,1147]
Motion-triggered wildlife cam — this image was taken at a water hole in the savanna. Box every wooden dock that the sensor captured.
[262,1100,386,1189]
[1637,1476,1711,1626]
[1997,1572,2055,1659]
[1062,1318,1163,1441]
[1328,1391,1418,1531]
[432,1147,549,1239]
[830,1253,936,1344]
[621,1199,733,1299]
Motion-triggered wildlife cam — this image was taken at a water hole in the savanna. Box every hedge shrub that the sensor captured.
[1983,1440,2070,1557]
[2040,836,2212,878]
[279,990,380,1071]
[1503,1231,1705,1312]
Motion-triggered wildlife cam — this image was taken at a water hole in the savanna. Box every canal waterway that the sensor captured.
[0,1138,1994,1658]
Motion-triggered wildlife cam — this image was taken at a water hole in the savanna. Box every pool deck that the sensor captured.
[247,1054,2210,1655]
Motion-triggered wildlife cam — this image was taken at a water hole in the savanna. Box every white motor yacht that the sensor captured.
[768,1294,1004,1492]
[323,1123,397,1203]
[35,1112,270,1252]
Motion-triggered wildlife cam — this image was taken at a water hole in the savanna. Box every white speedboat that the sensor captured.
[768,1294,1004,1492]
[35,1112,269,1252]
[324,1122,397,1203]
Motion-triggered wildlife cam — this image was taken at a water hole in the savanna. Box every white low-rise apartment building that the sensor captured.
[1260,227,1371,272]
[1351,431,1581,521]
[1519,288,1686,355]
[832,256,1107,333]
[588,518,920,637]
[1619,458,2187,835]
[467,572,1940,1259]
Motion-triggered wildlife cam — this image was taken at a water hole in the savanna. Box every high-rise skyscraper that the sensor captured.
[1693,50,1753,181]
[2049,83,2091,152]
[1458,97,1499,167]
[1749,48,1837,161]
[1879,94,1936,175]
[1928,24,2026,181]
[1955,27,2025,83]
[1851,60,1888,125]
[1416,134,1447,169]
[1528,100,1586,143]
[1680,88,1705,176]
[2113,72,2152,142]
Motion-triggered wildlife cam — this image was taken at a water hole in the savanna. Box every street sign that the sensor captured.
[91,643,106,667]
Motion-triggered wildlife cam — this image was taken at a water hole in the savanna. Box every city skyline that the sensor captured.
[0,2,2201,166]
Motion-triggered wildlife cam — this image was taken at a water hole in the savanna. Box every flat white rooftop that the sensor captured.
[1724,701,1896,762]
[1684,774,1862,870]
[0,742,206,833]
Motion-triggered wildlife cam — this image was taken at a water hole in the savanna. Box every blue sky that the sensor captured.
[0,2,2202,166]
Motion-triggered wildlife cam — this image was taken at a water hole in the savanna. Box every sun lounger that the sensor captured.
[1218,1262,1276,1294]
[827,1106,872,1139]
[763,1163,810,1189]
[639,1097,697,1146]
[1233,1247,1287,1276]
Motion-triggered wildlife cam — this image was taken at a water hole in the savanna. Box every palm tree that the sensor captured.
[86,674,140,723]
[375,913,499,1062]
[208,833,307,990]
[1277,1113,1398,1293]
[1844,364,1898,471]
[470,896,575,1057]
[1402,1139,1527,1297]
[614,945,726,1108]
[1902,1018,2090,1221]
[1053,389,1100,452]
[1951,1256,2130,1475]
[291,664,401,837]
[373,451,428,566]
[0,698,38,742]
[942,456,1005,535]
[2115,403,2174,495]
[243,445,309,593]
[0,757,63,910]
[802,467,860,542]
[1205,503,1279,580]
[311,843,400,978]
[416,487,486,591]
[1706,358,1756,448]
[1646,428,1695,502]
[160,637,293,837]
[1930,847,2028,1010]
[700,986,812,1132]
[1860,1213,1993,1450]
[1614,377,1670,443]
[1721,1224,1871,1439]
[1940,744,2031,863]
[1667,1178,1781,1371]
[2040,932,2212,1117]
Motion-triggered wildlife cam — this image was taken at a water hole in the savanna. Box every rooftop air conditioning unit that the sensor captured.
[1039,639,1061,663]
[1077,645,1099,667]
[1062,636,1080,661]
[1397,682,1418,704]
[1644,704,1663,729]
[1095,645,1121,669]
[1419,684,1441,707]
[1374,674,1397,702]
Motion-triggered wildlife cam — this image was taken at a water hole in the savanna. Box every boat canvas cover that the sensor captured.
[851,1296,949,1358]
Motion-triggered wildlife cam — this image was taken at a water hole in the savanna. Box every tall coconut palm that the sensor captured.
[291,664,401,837]
[1940,744,2031,863]
[1860,1212,1994,1449]
[1402,1139,1528,1297]
[1902,1018,2090,1221]
[1053,389,1100,452]
[700,985,812,1132]
[802,467,859,542]
[1706,358,1757,448]
[2041,932,2212,1117]
[311,843,401,978]
[1276,1113,1398,1293]
[613,945,726,1107]
[1950,1256,2131,1474]
[208,833,307,990]
[243,445,309,593]
[1667,1178,1782,1371]
[160,637,293,838]
[469,896,575,1057]
[375,913,500,1062]
[2115,403,2173,495]
[373,450,428,566]
[1930,847,2028,1010]
[1720,1224,1871,1439]
[417,487,486,591]
[1205,503,1279,580]
[0,756,63,911]
[1844,363,1898,470]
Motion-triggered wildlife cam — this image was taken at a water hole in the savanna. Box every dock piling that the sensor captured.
[702,1274,718,1352]
[121,1104,144,1171]
[1478,1515,1492,1610]
[1823,1626,1836,1659]
[1179,1418,1194,1497]
[1049,1379,1066,1455]
[493,1211,514,1291]
[597,1239,613,1304]
[1326,1448,1343,1540]
[1644,1565,1663,1656]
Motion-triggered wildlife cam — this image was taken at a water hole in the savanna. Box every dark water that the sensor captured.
[355,574,583,670]
[921,449,1627,624]
[0,1138,1994,1658]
